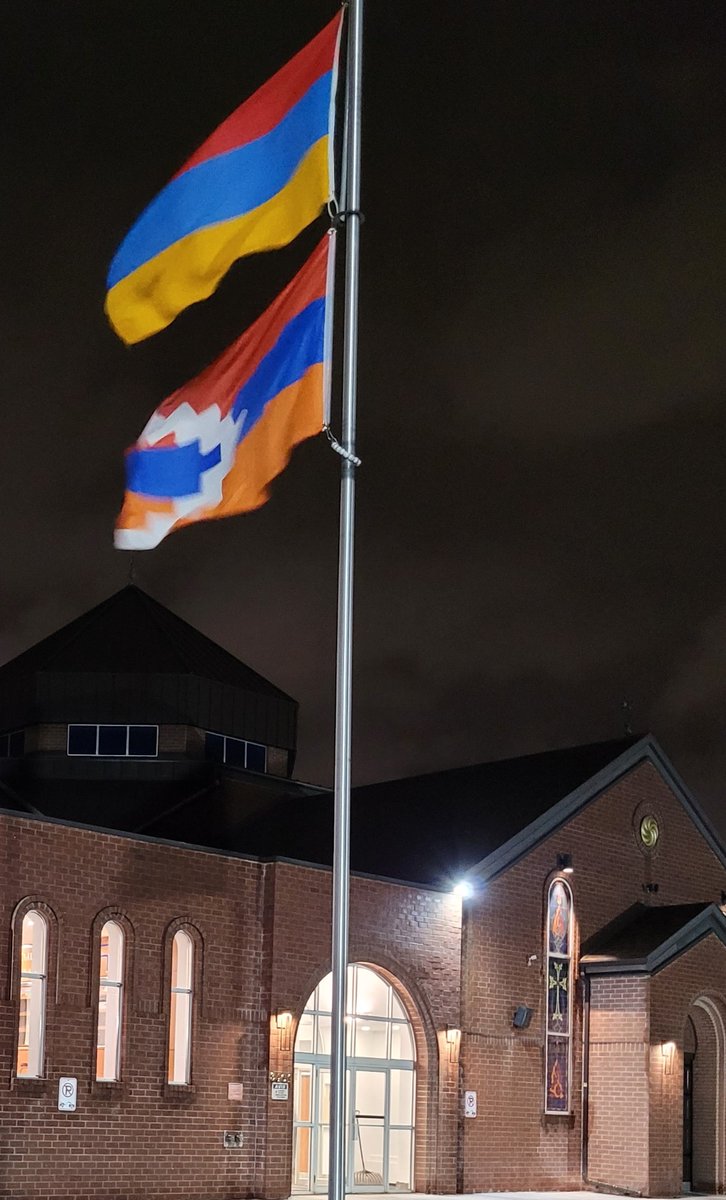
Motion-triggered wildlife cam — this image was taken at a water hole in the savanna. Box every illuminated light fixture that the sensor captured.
[452,879,473,899]
[275,1010,293,1051]
[445,1025,461,1063]
[661,1040,676,1075]
[556,853,574,875]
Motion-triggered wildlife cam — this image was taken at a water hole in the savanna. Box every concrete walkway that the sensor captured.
[294,1192,719,1200]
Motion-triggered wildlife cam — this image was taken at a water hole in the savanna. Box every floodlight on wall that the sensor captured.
[452,880,473,900]
[445,1025,461,1063]
[556,853,574,875]
[661,1040,676,1076]
[275,1010,293,1051]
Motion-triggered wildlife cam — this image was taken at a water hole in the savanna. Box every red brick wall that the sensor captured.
[0,814,461,1200]
[2,756,726,1199]
[587,975,650,1194]
[263,862,463,1197]
[649,937,726,1195]
[460,761,726,1194]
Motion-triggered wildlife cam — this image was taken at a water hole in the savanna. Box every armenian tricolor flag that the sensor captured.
[114,234,335,549]
[105,14,342,345]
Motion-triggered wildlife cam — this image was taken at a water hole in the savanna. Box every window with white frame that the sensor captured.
[67,724,158,757]
[96,921,124,1081]
[168,930,194,1084]
[17,910,47,1078]
[204,731,266,773]
[544,877,574,1113]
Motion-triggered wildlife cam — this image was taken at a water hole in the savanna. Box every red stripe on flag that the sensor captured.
[174,14,341,179]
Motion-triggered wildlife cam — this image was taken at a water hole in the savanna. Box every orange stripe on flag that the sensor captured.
[174,363,324,530]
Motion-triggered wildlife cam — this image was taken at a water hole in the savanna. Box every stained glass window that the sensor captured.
[545,878,573,1114]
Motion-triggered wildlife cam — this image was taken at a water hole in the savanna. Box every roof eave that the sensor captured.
[581,905,726,976]
[467,735,726,884]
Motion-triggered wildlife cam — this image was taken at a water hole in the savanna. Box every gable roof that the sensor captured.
[6,732,721,893]
[219,736,640,886]
[580,902,726,974]
[466,734,726,885]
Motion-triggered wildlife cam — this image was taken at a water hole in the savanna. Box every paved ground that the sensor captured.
[294,1192,719,1200]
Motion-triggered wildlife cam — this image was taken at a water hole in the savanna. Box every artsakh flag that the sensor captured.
[105,14,342,344]
[114,234,335,549]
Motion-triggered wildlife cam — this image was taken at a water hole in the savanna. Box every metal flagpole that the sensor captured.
[328,2,363,1200]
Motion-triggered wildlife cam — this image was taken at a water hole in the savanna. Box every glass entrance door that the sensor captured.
[351,1069,386,1191]
[292,965,416,1194]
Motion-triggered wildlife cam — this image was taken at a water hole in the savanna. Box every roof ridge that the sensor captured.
[0,585,295,702]
[352,734,640,793]
[131,589,295,701]
[0,589,124,675]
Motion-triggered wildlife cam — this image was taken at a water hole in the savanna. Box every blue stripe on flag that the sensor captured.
[107,73,332,288]
[125,297,325,500]
[232,296,325,429]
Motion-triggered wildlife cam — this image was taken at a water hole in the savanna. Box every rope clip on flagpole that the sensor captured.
[325,424,362,467]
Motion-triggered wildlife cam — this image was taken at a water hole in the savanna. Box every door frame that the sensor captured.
[292,1056,415,1194]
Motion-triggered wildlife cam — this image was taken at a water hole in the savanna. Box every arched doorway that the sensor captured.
[685,996,726,1192]
[292,964,416,1194]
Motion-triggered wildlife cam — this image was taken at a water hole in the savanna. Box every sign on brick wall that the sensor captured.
[58,1078,77,1112]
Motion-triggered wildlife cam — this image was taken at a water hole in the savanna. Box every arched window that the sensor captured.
[17,910,47,1078]
[96,921,124,1080]
[545,878,573,1113]
[168,930,194,1084]
[293,964,416,1193]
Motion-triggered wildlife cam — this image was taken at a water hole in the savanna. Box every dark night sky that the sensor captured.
[3,3,726,823]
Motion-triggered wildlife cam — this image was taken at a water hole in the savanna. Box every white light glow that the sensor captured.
[452,880,473,900]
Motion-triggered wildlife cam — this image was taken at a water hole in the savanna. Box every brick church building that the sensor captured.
[1,585,726,1200]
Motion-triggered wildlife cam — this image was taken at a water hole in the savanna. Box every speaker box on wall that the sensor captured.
[512,1005,533,1029]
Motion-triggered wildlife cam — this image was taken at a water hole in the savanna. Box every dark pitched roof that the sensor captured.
[1,764,323,842]
[0,585,291,698]
[0,586,298,750]
[138,735,641,886]
[581,902,726,974]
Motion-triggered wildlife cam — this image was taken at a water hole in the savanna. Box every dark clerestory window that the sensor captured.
[204,731,267,773]
[67,724,158,757]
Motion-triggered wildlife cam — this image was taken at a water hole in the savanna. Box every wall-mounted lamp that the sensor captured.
[452,880,473,900]
[556,853,574,875]
[445,1025,461,1064]
[275,1010,293,1051]
[661,1040,676,1076]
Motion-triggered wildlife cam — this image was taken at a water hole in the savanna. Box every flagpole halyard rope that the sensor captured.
[324,424,361,466]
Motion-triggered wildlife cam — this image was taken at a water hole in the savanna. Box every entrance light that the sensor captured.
[275,1010,293,1051]
[445,1025,461,1063]
[661,1040,676,1075]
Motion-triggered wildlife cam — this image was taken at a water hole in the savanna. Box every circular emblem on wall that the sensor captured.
[639,815,660,850]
